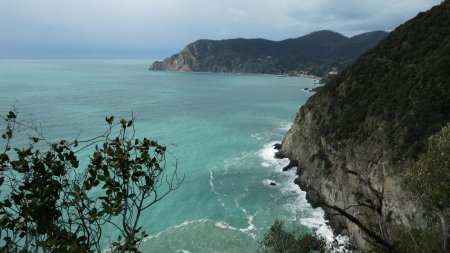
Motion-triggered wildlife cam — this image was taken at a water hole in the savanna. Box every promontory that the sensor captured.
[149,30,387,77]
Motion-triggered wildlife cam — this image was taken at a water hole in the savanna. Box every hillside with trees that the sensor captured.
[280,1,450,251]
[150,30,387,77]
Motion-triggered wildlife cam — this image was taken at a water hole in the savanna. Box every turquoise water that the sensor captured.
[0,59,333,252]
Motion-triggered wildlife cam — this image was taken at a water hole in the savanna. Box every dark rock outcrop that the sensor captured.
[274,151,285,159]
[273,143,282,150]
[282,160,298,171]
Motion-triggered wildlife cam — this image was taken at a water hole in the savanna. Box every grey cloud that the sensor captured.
[0,0,441,57]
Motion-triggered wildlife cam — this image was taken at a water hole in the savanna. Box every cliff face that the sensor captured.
[281,1,450,250]
[150,30,388,76]
[150,39,280,73]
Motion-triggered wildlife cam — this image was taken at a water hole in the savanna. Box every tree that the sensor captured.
[405,123,450,253]
[0,110,183,252]
[259,220,328,253]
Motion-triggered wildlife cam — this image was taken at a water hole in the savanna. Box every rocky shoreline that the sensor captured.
[273,143,348,238]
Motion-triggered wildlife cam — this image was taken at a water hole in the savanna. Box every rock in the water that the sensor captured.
[273,143,282,150]
[274,151,285,159]
[282,160,298,171]
[270,182,277,186]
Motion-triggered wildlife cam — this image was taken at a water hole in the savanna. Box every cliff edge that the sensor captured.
[281,1,450,250]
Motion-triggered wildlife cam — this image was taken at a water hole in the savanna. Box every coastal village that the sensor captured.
[278,66,339,85]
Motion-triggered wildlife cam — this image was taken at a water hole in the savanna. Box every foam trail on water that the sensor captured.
[234,200,257,239]
[214,219,257,240]
[102,220,210,253]
[209,169,225,207]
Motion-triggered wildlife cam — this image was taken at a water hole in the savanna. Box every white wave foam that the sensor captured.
[223,151,250,169]
[209,169,226,207]
[251,122,292,141]
[261,162,271,168]
[239,215,255,235]
[250,133,264,140]
[257,141,290,170]
[173,219,209,229]
[214,221,233,229]
[277,122,292,132]
[214,218,257,240]
[257,141,349,252]
[262,178,278,187]
[175,250,191,253]
[300,210,334,241]
[142,219,211,243]
[102,219,212,253]
[234,202,257,239]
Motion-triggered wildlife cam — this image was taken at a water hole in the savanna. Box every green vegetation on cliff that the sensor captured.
[280,1,450,251]
[307,1,450,161]
[405,123,450,252]
[150,30,387,76]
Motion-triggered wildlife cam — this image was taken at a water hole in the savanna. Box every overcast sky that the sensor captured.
[0,0,441,58]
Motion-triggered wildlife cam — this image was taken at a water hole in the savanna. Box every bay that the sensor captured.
[0,59,333,252]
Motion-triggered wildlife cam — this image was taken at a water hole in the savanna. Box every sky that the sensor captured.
[0,0,442,58]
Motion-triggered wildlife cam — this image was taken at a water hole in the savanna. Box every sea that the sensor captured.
[0,59,343,252]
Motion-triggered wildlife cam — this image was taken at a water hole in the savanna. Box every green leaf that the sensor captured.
[120,119,127,128]
[7,111,16,119]
[78,236,87,242]
[4,199,12,208]
[105,116,114,124]
[29,137,39,143]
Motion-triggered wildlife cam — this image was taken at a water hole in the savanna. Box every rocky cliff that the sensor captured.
[150,30,387,76]
[281,1,450,251]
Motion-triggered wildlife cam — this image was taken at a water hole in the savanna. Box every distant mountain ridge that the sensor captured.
[150,30,388,76]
